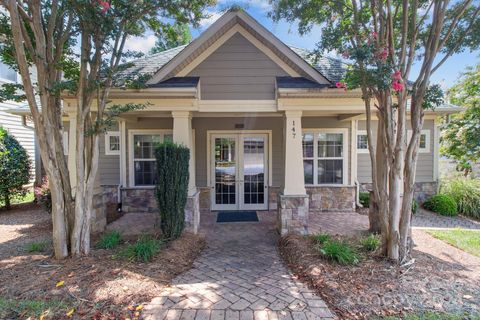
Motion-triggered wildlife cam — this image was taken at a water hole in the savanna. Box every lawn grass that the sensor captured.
[382,312,480,319]
[0,297,71,319]
[426,228,480,257]
[0,191,35,208]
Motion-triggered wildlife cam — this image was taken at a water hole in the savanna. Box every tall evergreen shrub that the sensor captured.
[155,141,190,239]
[0,127,31,209]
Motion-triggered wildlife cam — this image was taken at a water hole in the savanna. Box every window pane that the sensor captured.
[357,134,368,149]
[109,136,120,151]
[0,62,17,82]
[318,133,343,157]
[304,159,314,184]
[419,134,426,149]
[134,160,156,185]
[134,135,160,159]
[318,159,343,184]
[302,133,314,157]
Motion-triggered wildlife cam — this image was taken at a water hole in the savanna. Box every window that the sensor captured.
[302,130,348,185]
[0,61,17,82]
[130,131,173,186]
[407,130,430,153]
[357,130,369,153]
[105,131,120,155]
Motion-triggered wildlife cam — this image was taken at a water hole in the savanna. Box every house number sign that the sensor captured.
[292,120,297,138]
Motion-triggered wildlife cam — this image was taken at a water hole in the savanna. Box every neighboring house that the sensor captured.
[0,61,41,185]
[60,10,459,234]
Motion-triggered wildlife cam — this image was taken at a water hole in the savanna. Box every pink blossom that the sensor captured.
[392,81,404,92]
[392,70,402,81]
[377,47,389,60]
[336,82,347,90]
[371,31,378,39]
[98,0,110,13]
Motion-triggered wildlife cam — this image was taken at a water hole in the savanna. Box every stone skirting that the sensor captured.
[199,187,211,211]
[277,194,309,236]
[307,186,356,212]
[185,190,200,234]
[121,188,158,213]
[91,187,109,234]
[360,181,438,203]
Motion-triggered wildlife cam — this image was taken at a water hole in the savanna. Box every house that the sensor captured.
[0,61,41,185]
[60,10,459,235]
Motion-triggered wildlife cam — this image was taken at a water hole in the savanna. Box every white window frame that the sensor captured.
[128,129,173,188]
[407,129,430,153]
[63,131,68,155]
[105,131,120,156]
[356,130,369,153]
[302,128,349,186]
[0,61,19,83]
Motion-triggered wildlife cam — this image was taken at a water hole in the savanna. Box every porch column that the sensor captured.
[172,111,199,234]
[278,110,309,236]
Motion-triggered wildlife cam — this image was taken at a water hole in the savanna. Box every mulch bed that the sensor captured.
[279,235,480,320]
[0,206,205,319]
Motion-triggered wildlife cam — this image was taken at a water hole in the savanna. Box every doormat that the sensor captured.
[216,211,259,223]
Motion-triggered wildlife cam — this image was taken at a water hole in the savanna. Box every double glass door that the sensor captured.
[211,133,268,211]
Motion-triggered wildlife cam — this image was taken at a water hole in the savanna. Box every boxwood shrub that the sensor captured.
[423,194,458,216]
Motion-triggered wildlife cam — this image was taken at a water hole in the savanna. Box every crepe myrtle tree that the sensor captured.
[271,0,480,263]
[0,0,214,258]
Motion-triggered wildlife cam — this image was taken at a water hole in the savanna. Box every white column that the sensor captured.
[119,120,127,187]
[283,110,306,195]
[67,113,77,191]
[172,111,196,196]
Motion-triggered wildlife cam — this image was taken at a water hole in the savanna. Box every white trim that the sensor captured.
[407,129,431,153]
[120,121,127,187]
[105,131,120,155]
[198,100,277,113]
[302,128,349,186]
[128,129,173,187]
[63,131,68,155]
[356,130,369,153]
[433,118,439,181]
[351,120,357,185]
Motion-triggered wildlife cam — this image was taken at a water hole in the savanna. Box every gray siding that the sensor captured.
[357,119,435,183]
[193,117,284,187]
[187,33,288,100]
[99,123,120,185]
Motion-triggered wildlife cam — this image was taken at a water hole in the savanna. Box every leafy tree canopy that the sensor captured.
[441,63,480,173]
[150,23,191,54]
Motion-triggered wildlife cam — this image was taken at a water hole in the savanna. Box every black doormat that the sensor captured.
[216,211,259,223]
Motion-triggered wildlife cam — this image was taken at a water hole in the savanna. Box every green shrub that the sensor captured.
[25,241,47,253]
[359,192,370,208]
[155,141,189,239]
[412,199,418,214]
[319,239,359,265]
[423,194,458,216]
[312,233,331,245]
[0,127,31,210]
[97,231,122,249]
[120,236,163,262]
[360,234,380,252]
[441,177,480,219]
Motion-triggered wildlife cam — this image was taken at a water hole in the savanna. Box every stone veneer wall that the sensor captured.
[199,187,211,211]
[121,188,158,213]
[360,182,438,203]
[306,186,356,212]
[277,194,309,235]
[91,187,110,233]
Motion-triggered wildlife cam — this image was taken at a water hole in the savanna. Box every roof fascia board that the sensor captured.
[236,11,330,85]
[146,11,237,85]
[177,25,300,77]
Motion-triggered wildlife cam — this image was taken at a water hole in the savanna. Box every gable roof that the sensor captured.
[144,9,331,85]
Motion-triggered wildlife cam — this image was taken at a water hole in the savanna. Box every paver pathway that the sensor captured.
[144,211,335,320]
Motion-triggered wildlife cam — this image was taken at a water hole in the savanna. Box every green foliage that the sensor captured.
[441,177,480,219]
[120,236,163,262]
[382,312,480,320]
[155,141,190,239]
[97,231,122,249]
[412,199,418,215]
[423,194,458,217]
[312,233,331,245]
[359,192,370,208]
[0,297,69,319]
[441,64,480,173]
[318,239,359,265]
[0,127,31,210]
[150,23,191,54]
[25,241,47,253]
[360,234,380,252]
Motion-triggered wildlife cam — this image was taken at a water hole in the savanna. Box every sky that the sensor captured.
[124,0,480,89]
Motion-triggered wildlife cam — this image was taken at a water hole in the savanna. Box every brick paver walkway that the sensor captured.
[144,211,335,320]
[412,209,480,230]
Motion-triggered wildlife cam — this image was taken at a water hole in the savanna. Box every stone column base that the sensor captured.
[277,194,309,236]
[92,187,107,234]
[185,190,200,234]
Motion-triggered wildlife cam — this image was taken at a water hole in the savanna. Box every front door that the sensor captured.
[211,133,268,211]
